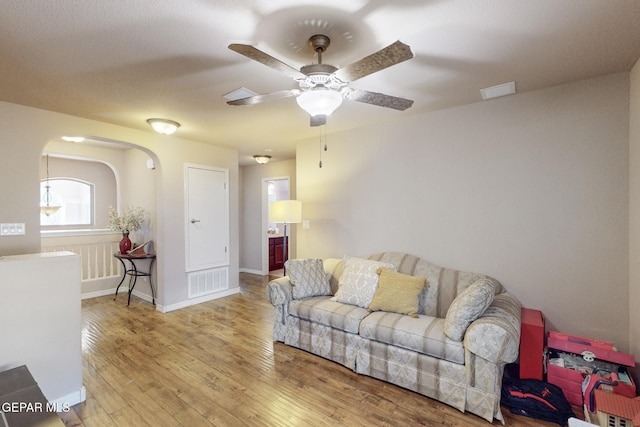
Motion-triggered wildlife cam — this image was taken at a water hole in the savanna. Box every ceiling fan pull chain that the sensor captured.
[324,123,328,152]
[319,124,324,168]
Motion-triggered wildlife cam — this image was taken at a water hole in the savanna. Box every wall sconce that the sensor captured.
[253,155,272,165]
[147,118,180,135]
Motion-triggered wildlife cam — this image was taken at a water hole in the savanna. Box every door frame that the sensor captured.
[261,176,290,275]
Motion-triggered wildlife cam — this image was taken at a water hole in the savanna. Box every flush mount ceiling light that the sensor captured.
[61,136,85,143]
[147,118,180,135]
[253,154,272,165]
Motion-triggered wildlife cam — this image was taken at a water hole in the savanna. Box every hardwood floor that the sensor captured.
[60,273,574,426]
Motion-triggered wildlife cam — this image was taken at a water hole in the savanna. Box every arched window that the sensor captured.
[40,178,94,226]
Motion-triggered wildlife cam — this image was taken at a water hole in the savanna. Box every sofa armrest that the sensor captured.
[464,293,521,364]
[265,276,293,306]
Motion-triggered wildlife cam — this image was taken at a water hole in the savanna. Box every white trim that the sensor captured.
[41,228,118,238]
[81,288,116,300]
[239,267,264,275]
[131,289,154,303]
[49,386,86,408]
[156,288,240,313]
[81,288,154,304]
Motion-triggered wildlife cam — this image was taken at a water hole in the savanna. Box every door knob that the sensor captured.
[191,219,201,224]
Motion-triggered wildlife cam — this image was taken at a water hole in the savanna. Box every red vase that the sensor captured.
[119,232,132,254]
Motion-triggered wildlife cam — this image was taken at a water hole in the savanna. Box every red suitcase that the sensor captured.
[546,331,636,406]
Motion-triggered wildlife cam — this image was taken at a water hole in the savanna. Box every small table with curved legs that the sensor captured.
[114,252,156,306]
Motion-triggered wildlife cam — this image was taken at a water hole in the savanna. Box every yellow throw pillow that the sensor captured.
[368,267,427,318]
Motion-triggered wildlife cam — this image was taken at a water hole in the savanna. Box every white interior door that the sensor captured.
[185,164,229,272]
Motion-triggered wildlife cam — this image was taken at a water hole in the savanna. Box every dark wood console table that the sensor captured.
[114,252,156,306]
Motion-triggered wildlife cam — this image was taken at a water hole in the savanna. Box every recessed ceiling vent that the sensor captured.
[480,82,516,100]
[223,87,258,101]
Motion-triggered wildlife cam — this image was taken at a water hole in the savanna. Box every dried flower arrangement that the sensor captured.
[108,206,147,234]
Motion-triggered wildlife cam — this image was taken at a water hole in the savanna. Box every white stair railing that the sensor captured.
[42,240,122,282]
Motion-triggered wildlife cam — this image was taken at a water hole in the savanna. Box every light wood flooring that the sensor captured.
[60,273,577,426]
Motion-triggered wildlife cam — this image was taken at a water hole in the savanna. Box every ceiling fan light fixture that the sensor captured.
[296,88,343,117]
[253,154,272,164]
[147,118,180,135]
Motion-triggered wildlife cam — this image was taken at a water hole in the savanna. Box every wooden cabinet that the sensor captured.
[268,236,288,271]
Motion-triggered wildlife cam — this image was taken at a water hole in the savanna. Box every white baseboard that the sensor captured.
[50,386,86,410]
[131,289,154,303]
[81,288,154,304]
[239,267,265,275]
[156,288,240,313]
[81,288,116,300]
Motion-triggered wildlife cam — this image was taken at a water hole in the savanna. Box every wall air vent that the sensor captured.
[188,267,229,299]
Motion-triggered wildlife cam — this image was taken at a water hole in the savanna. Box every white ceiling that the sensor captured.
[2,1,640,165]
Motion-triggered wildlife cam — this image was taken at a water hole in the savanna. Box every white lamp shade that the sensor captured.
[296,88,343,117]
[269,200,302,224]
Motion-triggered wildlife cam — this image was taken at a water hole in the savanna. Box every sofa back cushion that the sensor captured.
[364,252,502,318]
[332,257,395,308]
[285,258,331,299]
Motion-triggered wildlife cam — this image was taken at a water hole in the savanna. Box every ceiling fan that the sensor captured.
[227,34,415,126]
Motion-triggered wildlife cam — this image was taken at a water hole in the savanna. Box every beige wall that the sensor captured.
[240,159,296,273]
[0,101,239,310]
[297,73,631,351]
[629,58,640,376]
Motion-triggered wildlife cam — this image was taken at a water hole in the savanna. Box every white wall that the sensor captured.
[240,160,296,273]
[0,252,84,406]
[297,73,631,351]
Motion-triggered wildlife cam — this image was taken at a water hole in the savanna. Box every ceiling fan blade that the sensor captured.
[310,115,327,127]
[227,89,301,106]
[344,89,414,111]
[334,41,414,83]
[229,44,306,80]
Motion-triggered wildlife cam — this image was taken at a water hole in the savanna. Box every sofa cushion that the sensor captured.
[368,267,426,317]
[285,258,331,299]
[359,311,465,364]
[444,277,500,341]
[332,257,395,308]
[288,296,371,334]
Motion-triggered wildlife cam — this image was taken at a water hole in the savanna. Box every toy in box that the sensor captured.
[546,331,636,407]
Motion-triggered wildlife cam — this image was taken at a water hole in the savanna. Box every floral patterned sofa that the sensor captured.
[266,252,521,423]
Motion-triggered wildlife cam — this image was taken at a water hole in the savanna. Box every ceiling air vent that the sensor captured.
[223,87,258,101]
[480,82,516,100]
